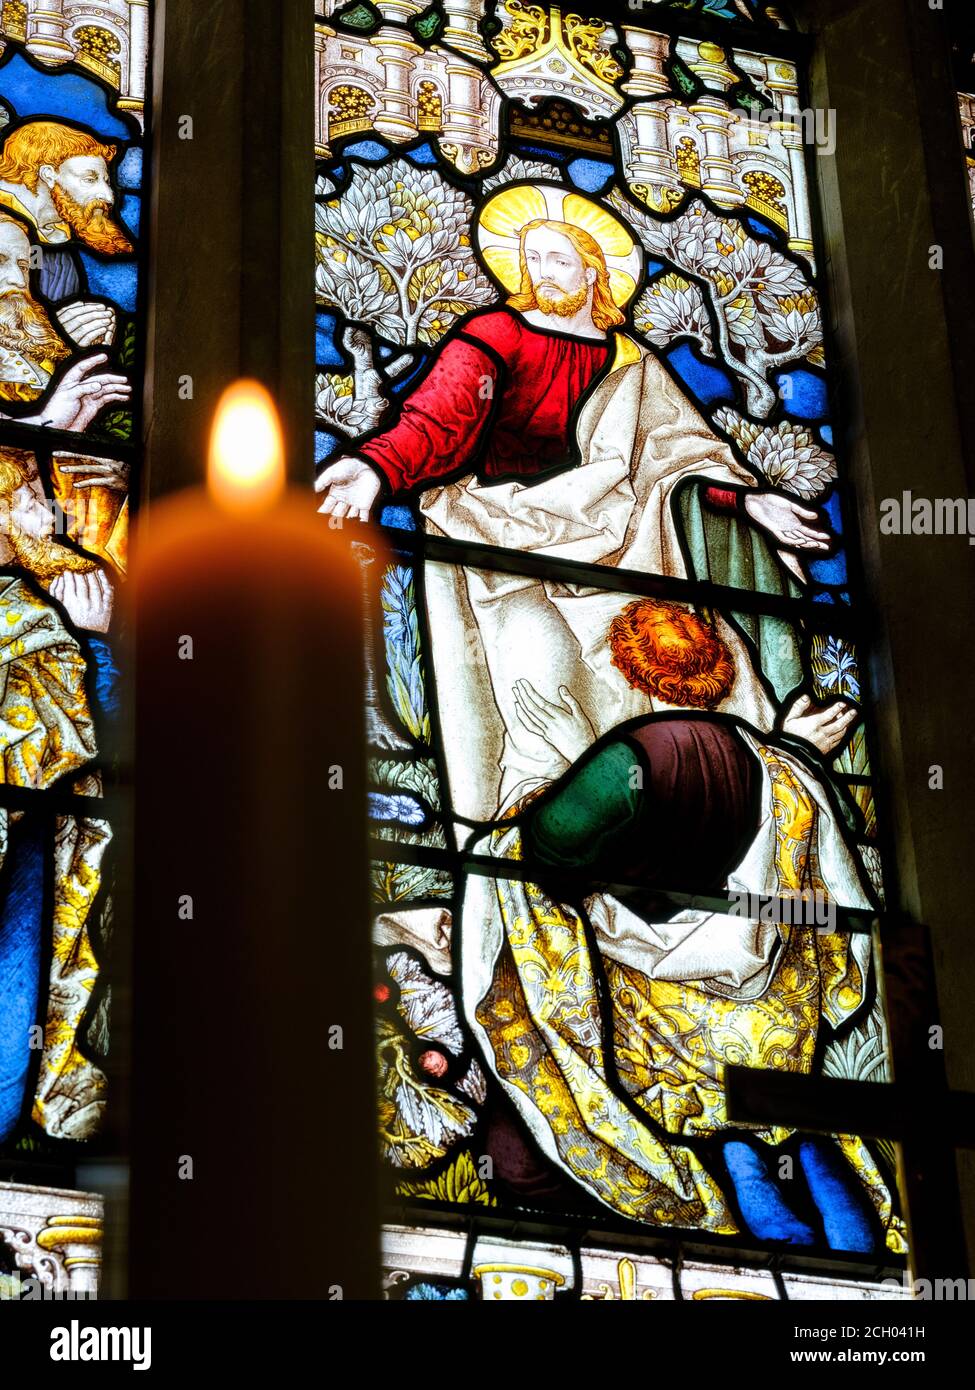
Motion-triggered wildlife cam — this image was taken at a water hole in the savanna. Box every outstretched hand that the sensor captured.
[744,492,831,552]
[782,694,858,755]
[315,455,381,524]
[22,355,130,433]
[513,679,596,763]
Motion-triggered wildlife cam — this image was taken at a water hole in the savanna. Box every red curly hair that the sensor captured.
[0,122,118,194]
[608,599,736,709]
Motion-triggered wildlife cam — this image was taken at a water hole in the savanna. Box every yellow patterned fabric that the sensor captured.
[0,575,95,784]
[473,742,905,1250]
[0,381,43,404]
[51,464,128,574]
[477,873,740,1233]
[0,576,110,1139]
[32,804,111,1139]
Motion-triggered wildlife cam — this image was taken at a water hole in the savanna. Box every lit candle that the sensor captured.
[127,382,382,1299]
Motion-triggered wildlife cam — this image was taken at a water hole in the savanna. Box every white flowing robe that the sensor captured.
[372,333,895,1241]
[417,337,774,825]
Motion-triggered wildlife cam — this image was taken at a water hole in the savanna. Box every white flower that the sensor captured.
[315,373,386,433]
[387,951,465,1053]
[633,274,712,351]
[316,158,495,345]
[746,420,837,498]
[713,406,761,454]
[482,156,561,192]
[764,297,822,353]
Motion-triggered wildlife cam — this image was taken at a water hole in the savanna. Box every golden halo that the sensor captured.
[476,183,642,308]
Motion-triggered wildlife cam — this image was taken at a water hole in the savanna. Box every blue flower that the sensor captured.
[368,793,426,826]
[815,636,860,700]
[404,1282,469,1300]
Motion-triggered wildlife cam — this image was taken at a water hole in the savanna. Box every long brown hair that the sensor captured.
[506,218,625,330]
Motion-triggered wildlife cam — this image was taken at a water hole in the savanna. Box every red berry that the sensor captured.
[419,1049,448,1078]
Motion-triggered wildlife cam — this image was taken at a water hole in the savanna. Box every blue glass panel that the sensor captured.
[824,489,844,536]
[340,139,390,161]
[380,504,416,530]
[316,430,340,462]
[117,145,143,189]
[512,142,568,163]
[566,157,615,192]
[0,823,46,1143]
[0,52,132,135]
[121,193,141,237]
[79,254,137,311]
[775,368,828,419]
[665,343,736,406]
[316,312,345,367]
[744,214,782,241]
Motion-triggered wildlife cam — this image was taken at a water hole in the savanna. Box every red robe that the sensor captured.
[358,308,739,514]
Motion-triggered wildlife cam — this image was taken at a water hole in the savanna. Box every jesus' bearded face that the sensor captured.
[523,227,595,319]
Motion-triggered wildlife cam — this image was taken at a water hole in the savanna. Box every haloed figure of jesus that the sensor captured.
[316,186,835,819]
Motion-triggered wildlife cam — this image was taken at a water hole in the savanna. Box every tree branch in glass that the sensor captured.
[615,193,823,417]
[315,159,495,430]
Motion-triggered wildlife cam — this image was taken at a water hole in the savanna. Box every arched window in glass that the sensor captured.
[313,0,907,1301]
[0,0,149,1297]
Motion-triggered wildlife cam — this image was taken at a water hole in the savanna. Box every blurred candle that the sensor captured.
[127,382,382,1299]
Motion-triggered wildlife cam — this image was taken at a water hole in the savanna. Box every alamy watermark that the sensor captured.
[880,492,975,544]
[0,492,108,551]
[0,1268,96,1300]
[728,889,837,932]
[882,1273,975,1300]
[728,104,836,157]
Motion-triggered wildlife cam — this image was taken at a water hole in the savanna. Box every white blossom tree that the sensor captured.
[713,408,837,499]
[611,192,824,417]
[317,158,495,345]
[315,159,496,433]
[482,154,561,193]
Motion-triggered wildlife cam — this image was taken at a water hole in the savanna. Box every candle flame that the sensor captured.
[208,380,285,513]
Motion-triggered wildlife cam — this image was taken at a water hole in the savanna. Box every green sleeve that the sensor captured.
[522,740,642,872]
[678,477,805,703]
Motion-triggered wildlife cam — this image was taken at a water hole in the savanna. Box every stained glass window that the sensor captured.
[946,1,975,222]
[632,0,789,22]
[959,94,975,218]
[313,0,908,1298]
[0,0,147,1296]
